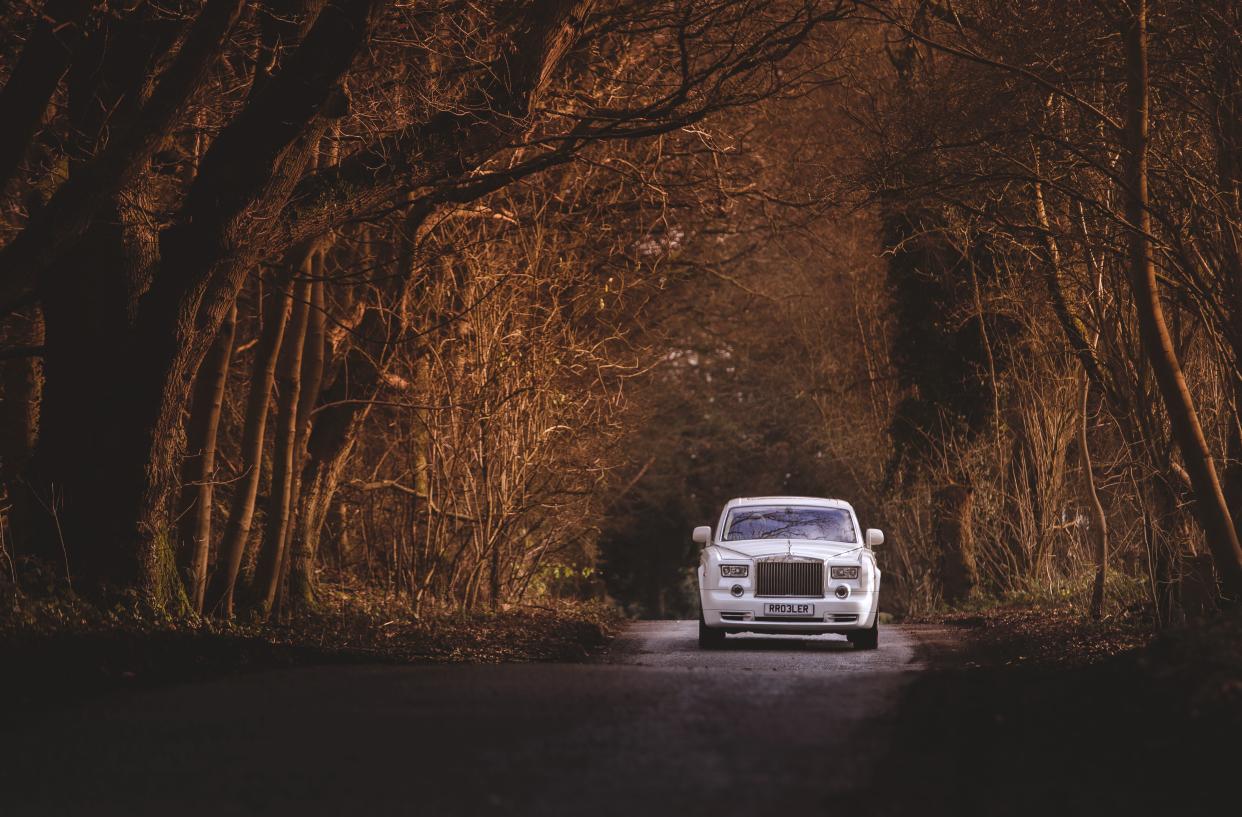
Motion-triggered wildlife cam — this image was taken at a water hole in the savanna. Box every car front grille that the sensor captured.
[755,559,824,597]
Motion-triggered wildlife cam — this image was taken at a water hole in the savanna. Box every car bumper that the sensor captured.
[700,588,878,632]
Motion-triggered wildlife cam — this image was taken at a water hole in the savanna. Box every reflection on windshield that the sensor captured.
[723,506,856,543]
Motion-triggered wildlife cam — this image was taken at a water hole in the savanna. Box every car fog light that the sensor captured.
[730,584,744,597]
[830,566,860,580]
[834,585,850,599]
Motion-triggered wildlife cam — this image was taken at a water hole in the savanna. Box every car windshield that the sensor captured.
[722,506,856,543]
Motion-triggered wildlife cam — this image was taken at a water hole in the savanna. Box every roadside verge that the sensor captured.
[0,592,620,719]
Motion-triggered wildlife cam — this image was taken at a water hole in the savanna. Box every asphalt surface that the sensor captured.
[2,622,943,815]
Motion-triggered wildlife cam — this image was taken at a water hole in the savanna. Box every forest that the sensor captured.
[1,0,1241,639]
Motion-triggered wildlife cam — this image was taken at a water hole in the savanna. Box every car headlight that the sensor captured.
[720,564,749,578]
[830,566,860,580]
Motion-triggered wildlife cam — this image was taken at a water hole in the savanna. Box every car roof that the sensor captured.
[723,495,854,510]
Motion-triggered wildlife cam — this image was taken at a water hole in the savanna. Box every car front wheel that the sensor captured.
[698,611,726,649]
[848,616,879,650]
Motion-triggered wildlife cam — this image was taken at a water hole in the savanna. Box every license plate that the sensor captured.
[764,602,815,617]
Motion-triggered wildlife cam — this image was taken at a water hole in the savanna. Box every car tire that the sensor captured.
[848,617,879,650]
[698,611,726,649]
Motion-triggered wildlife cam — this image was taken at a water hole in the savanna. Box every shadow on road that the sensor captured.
[0,621,924,816]
[852,654,1235,817]
[715,634,855,652]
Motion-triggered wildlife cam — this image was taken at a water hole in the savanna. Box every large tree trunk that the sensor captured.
[208,270,292,616]
[1122,1,1242,599]
[173,95,232,615]
[0,309,44,559]
[177,302,236,613]
[21,7,179,596]
[17,2,272,604]
[29,193,159,593]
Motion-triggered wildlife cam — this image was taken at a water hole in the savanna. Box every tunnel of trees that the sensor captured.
[1,0,1240,625]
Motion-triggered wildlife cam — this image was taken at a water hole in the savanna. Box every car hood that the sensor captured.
[711,539,865,561]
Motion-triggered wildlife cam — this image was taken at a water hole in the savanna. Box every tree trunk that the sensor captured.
[1122,1,1242,599]
[22,18,171,595]
[0,0,94,198]
[177,302,236,614]
[29,194,159,593]
[934,482,977,604]
[1213,33,1242,549]
[288,365,370,609]
[282,273,326,610]
[1224,422,1242,548]
[295,275,328,505]
[287,206,434,609]
[0,309,44,557]
[1032,164,1110,396]
[1148,477,1185,626]
[290,304,398,605]
[0,312,43,479]
[208,269,293,616]
[253,273,312,616]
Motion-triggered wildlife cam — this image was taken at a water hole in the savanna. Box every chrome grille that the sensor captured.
[755,559,824,597]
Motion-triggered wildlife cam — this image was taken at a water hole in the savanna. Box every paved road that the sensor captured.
[3,623,940,815]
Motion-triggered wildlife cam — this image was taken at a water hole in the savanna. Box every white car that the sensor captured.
[695,496,883,649]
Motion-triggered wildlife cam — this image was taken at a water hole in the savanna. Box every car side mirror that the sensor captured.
[866,528,884,549]
[692,526,712,545]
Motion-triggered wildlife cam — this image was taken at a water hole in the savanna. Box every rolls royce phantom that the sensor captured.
[695,496,883,649]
